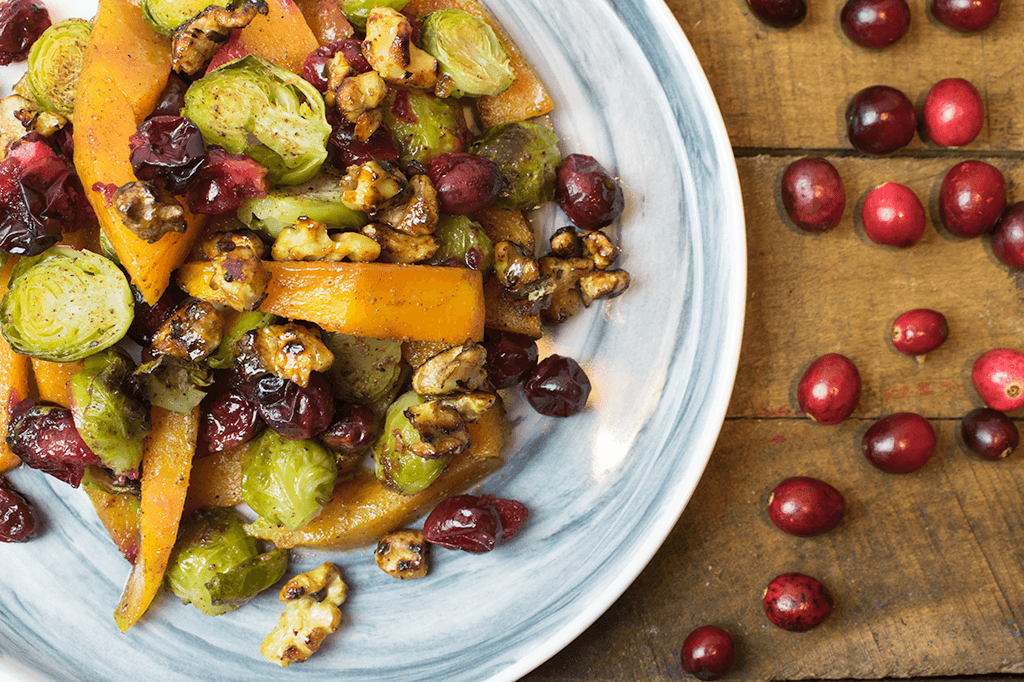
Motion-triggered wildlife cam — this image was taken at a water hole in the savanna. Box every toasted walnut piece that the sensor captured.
[412,341,488,396]
[261,562,347,668]
[439,391,497,422]
[403,400,471,459]
[361,223,439,264]
[235,322,335,387]
[332,71,386,122]
[340,160,406,213]
[113,181,187,243]
[375,174,439,237]
[0,95,36,159]
[200,229,268,261]
[539,256,595,324]
[324,51,353,94]
[375,530,428,579]
[549,226,581,258]
[494,240,540,289]
[362,7,439,90]
[149,298,226,362]
[272,217,381,262]
[582,231,619,270]
[580,269,631,307]
[171,0,270,75]
[200,231,272,311]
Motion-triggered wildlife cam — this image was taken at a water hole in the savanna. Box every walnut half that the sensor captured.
[261,562,347,667]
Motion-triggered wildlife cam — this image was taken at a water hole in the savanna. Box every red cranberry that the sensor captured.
[762,573,834,631]
[127,284,186,346]
[523,354,591,417]
[972,348,1024,412]
[745,0,807,28]
[862,413,936,473]
[861,182,926,248]
[680,626,736,680]
[319,402,377,453]
[931,0,1001,33]
[845,85,917,155]
[780,157,846,233]
[479,494,529,539]
[938,160,1006,238]
[0,0,50,66]
[129,116,207,195]
[991,202,1024,270]
[149,73,190,119]
[961,407,1019,461]
[197,388,264,457]
[240,372,335,440]
[422,494,501,553]
[185,146,268,215]
[482,328,539,389]
[302,39,371,92]
[797,353,861,425]
[6,399,101,487]
[329,116,401,169]
[922,78,984,148]
[0,475,37,542]
[840,0,911,49]
[554,154,625,231]
[767,476,845,537]
[890,308,948,357]
[428,152,504,216]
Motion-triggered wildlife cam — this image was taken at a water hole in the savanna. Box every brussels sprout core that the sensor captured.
[0,247,134,362]
[421,9,515,98]
[26,18,91,118]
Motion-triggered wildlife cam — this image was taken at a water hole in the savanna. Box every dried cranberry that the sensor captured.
[480,494,529,539]
[302,39,371,92]
[0,135,95,255]
[205,30,248,73]
[185,145,268,215]
[482,328,539,389]
[6,399,100,487]
[127,284,186,346]
[524,355,591,417]
[129,116,207,195]
[0,0,50,66]
[320,402,376,452]
[0,475,36,542]
[428,151,504,215]
[149,73,191,119]
[329,116,401,168]
[423,494,501,553]
[555,154,625,231]
[240,372,334,440]
[197,388,264,457]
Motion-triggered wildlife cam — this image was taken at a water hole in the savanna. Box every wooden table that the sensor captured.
[525,1,1024,680]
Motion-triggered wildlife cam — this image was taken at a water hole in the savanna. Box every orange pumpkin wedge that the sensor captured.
[31,359,83,408]
[0,256,29,472]
[177,260,485,343]
[236,0,320,73]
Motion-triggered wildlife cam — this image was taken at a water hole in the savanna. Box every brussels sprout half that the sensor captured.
[207,310,277,370]
[141,0,232,36]
[428,213,494,273]
[470,121,562,211]
[0,247,133,362]
[382,88,468,169]
[236,169,367,238]
[183,55,331,186]
[26,18,91,119]
[242,429,337,531]
[342,0,410,31]
[372,390,451,495]
[322,332,403,416]
[421,9,515,98]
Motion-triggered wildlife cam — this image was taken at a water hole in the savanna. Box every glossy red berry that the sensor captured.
[923,78,984,148]
[961,407,1019,461]
[780,157,846,233]
[767,476,845,537]
[938,160,1006,238]
[972,348,1024,412]
[931,0,1001,33]
[523,355,591,417]
[762,573,834,631]
[861,182,926,248]
[797,353,861,425]
[746,0,807,28]
[846,85,917,155]
[890,308,948,357]
[990,202,1024,270]
[840,0,911,49]
[680,626,737,680]
[862,413,936,473]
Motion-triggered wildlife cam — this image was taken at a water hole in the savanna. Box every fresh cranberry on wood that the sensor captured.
[745,0,807,28]
[961,407,1019,461]
[861,182,926,248]
[862,413,936,473]
[938,160,1006,238]
[680,625,737,680]
[991,202,1024,270]
[767,476,845,537]
[890,308,948,357]
[931,0,1001,33]
[922,78,985,148]
[780,157,846,233]
[797,353,861,425]
[972,348,1024,412]
[762,573,834,631]
[840,0,911,49]
[846,85,917,155]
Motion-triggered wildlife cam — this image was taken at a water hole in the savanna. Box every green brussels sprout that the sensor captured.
[141,0,232,36]
[421,9,514,98]
[322,332,403,416]
[428,214,494,273]
[25,18,91,119]
[0,247,133,362]
[206,310,277,370]
[382,88,469,169]
[341,0,410,31]
[69,348,150,477]
[242,429,337,531]
[237,169,367,238]
[372,390,451,495]
[469,121,562,211]
[183,55,331,186]
[165,507,288,616]
[136,355,212,413]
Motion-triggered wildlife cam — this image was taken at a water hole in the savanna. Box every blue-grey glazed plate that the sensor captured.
[0,0,745,681]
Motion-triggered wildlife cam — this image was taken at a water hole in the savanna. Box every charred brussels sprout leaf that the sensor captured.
[0,247,133,362]
[142,0,232,36]
[136,355,213,413]
[207,310,277,370]
[372,390,450,495]
[242,429,337,531]
[26,18,91,119]
[470,121,562,211]
[428,214,493,273]
[383,88,468,169]
[237,169,367,238]
[341,0,410,31]
[421,10,514,98]
[183,55,331,186]
[69,348,150,477]
[165,507,288,616]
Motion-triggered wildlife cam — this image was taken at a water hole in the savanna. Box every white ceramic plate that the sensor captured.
[0,1,745,680]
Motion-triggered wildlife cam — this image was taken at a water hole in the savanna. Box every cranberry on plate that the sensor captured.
[0,475,37,543]
[422,493,528,553]
[523,354,591,417]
